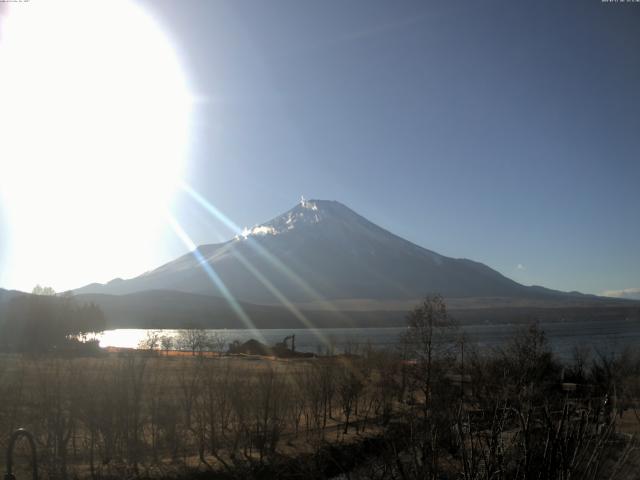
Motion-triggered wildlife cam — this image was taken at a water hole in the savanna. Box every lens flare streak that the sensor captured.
[180,182,356,328]
[230,249,331,347]
[165,212,264,339]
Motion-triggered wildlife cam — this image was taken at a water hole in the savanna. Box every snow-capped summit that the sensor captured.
[238,199,373,241]
[238,198,326,238]
[240,199,356,237]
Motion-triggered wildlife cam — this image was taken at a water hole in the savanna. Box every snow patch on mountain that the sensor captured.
[237,199,327,239]
[300,197,318,211]
[239,225,278,239]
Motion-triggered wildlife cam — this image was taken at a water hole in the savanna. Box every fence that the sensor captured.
[4,429,37,480]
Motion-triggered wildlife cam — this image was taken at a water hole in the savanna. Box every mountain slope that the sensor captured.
[75,199,583,304]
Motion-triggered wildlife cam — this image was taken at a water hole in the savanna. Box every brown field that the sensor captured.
[0,350,395,479]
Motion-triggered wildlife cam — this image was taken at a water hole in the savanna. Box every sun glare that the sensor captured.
[0,0,192,291]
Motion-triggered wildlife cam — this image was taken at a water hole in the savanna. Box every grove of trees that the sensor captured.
[0,292,106,352]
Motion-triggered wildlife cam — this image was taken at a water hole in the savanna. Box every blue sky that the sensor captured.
[149,0,639,296]
[0,1,638,295]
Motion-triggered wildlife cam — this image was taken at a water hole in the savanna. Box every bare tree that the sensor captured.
[336,359,365,435]
[177,329,210,356]
[138,330,161,352]
[160,335,174,356]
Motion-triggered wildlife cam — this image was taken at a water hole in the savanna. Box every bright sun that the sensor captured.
[0,1,192,292]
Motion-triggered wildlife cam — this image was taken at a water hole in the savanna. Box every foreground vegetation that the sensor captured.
[1,296,640,479]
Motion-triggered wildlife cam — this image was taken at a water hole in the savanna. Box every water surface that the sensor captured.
[98,318,640,360]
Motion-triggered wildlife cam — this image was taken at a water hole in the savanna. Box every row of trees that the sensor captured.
[137,329,228,355]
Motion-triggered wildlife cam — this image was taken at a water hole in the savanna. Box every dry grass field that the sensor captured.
[0,349,396,479]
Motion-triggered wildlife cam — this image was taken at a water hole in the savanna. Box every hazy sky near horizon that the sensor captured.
[1,0,639,295]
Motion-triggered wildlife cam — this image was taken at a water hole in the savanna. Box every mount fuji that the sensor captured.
[75,199,589,307]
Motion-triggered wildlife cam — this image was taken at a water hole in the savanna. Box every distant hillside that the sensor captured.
[74,289,410,329]
[75,290,310,329]
[0,288,22,302]
[0,288,23,318]
[0,287,637,330]
[74,290,640,330]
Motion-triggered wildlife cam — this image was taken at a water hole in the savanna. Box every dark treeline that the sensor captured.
[0,296,639,479]
[0,293,106,352]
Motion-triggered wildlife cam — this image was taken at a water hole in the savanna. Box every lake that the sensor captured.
[98,317,640,360]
